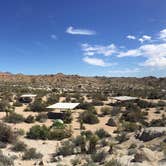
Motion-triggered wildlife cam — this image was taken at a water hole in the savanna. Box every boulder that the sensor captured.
[136,127,166,142]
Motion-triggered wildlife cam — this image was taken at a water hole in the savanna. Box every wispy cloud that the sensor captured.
[83,57,112,67]
[66,26,96,35]
[138,35,152,43]
[81,43,117,56]
[126,35,136,40]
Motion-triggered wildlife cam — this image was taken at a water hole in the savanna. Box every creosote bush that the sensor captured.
[4,112,25,123]
[27,124,72,140]
[95,129,110,139]
[0,122,16,143]
[80,110,99,124]
[91,150,107,163]
[25,115,35,123]
[12,141,27,152]
[22,148,43,160]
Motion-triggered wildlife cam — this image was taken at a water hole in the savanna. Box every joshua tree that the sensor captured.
[88,135,99,154]
[80,135,86,153]
[108,142,115,154]
[0,100,14,117]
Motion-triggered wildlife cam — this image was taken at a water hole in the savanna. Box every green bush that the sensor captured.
[27,125,49,140]
[121,121,140,132]
[4,112,25,123]
[104,159,122,166]
[63,110,73,124]
[0,122,16,143]
[25,115,35,123]
[22,148,43,160]
[12,141,27,152]
[56,140,75,156]
[29,98,46,112]
[80,111,99,124]
[95,129,110,139]
[48,128,72,140]
[91,150,107,163]
[106,118,117,127]
[13,101,23,107]
[27,125,72,140]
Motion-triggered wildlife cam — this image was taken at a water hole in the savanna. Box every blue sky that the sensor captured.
[0,0,166,77]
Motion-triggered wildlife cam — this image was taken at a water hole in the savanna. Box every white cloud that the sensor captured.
[81,43,117,56]
[139,35,152,43]
[118,43,166,68]
[159,29,166,41]
[51,34,57,40]
[66,26,96,35]
[83,57,111,67]
[126,35,136,40]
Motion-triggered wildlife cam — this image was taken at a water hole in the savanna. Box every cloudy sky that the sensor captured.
[0,0,166,77]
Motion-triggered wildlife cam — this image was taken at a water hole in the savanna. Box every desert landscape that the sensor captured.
[0,73,166,166]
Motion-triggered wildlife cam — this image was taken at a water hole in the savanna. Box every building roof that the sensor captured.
[20,94,37,98]
[47,102,80,109]
[111,96,138,101]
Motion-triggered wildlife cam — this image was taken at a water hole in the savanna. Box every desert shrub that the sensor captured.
[116,132,129,143]
[12,141,27,152]
[77,102,93,110]
[110,107,121,116]
[13,101,23,107]
[149,118,166,127]
[36,113,48,123]
[63,110,73,123]
[129,143,137,149]
[27,125,49,140]
[25,115,35,123]
[29,98,46,112]
[91,150,107,163]
[88,135,99,153]
[91,100,104,106]
[100,139,109,147]
[22,148,43,160]
[56,140,75,156]
[106,118,117,126]
[81,130,93,139]
[70,157,81,166]
[0,151,14,165]
[80,111,99,124]
[4,112,25,123]
[46,94,59,105]
[157,101,166,107]
[100,107,112,116]
[136,100,153,108]
[128,148,137,155]
[95,129,110,139]
[121,107,147,123]
[27,124,72,140]
[48,127,72,140]
[121,121,140,132]
[104,159,122,166]
[0,122,16,143]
